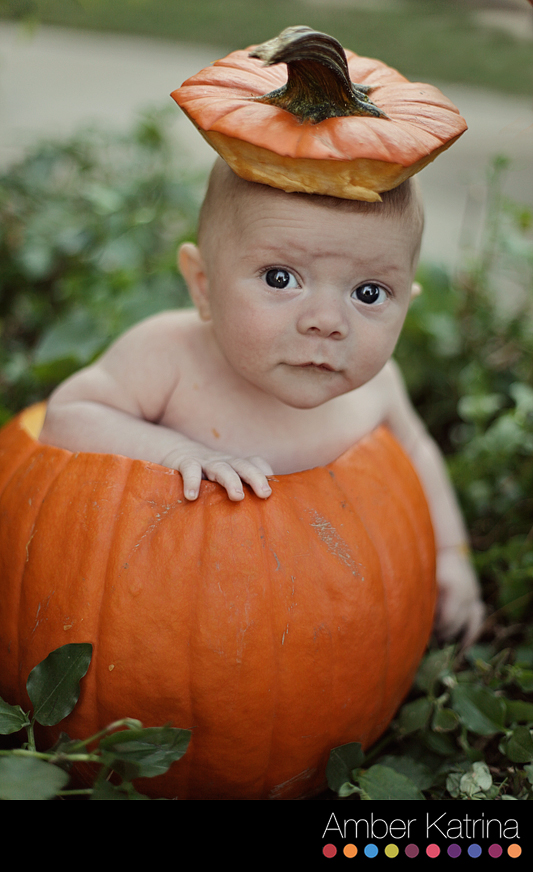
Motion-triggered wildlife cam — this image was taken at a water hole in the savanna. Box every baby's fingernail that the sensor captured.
[185,489,198,500]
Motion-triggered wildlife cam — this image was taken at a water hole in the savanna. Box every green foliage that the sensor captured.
[396,156,533,630]
[328,641,533,800]
[328,156,533,801]
[0,107,199,422]
[0,643,191,799]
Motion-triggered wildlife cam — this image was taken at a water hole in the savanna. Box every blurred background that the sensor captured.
[0,0,532,268]
[1,1,533,800]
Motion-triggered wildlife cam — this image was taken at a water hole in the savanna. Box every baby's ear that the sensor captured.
[178,243,211,321]
[410,281,423,299]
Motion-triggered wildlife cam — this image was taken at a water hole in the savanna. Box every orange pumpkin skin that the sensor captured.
[171,47,467,201]
[0,405,436,800]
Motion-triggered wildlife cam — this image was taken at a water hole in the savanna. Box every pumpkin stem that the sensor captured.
[249,26,388,123]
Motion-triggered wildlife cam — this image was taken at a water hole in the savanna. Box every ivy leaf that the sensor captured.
[0,698,30,735]
[505,699,533,724]
[99,726,191,781]
[414,647,454,693]
[432,706,460,733]
[377,755,435,791]
[0,757,69,800]
[459,761,493,798]
[458,393,506,425]
[326,742,364,793]
[500,726,533,764]
[451,684,507,736]
[26,643,93,727]
[32,308,104,380]
[90,779,152,800]
[396,696,432,734]
[358,764,425,800]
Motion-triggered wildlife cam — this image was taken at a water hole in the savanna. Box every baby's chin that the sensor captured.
[270,371,358,410]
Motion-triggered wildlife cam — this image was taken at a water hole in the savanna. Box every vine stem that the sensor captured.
[0,747,101,763]
[65,717,143,752]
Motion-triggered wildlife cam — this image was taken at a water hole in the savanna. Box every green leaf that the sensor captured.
[513,668,533,694]
[458,393,506,425]
[432,706,460,733]
[0,698,30,735]
[510,382,533,418]
[459,761,493,798]
[451,684,507,736]
[422,729,458,757]
[33,308,103,371]
[505,699,533,724]
[90,779,152,800]
[326,742,365,792]
[377,755,435,791]
[500,726,533,764]
[414,647,454,693]
[99,726,191,781]
[26,643,93,727]
[0,757,69,800]
[358,764,425,800]
[396,696,432,734]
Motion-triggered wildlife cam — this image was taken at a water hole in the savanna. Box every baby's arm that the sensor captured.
[39,315,273,502]
[383,361,485,645]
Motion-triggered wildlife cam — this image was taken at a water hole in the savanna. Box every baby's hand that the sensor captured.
[161,442,274,502]
[434,545,485,647]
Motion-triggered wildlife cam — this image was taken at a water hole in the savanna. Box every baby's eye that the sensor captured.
[352,283,388,305]
[263,268,298,290]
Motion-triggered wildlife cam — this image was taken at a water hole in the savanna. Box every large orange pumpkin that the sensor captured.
[0,404,436,799]
[171,26,467,202]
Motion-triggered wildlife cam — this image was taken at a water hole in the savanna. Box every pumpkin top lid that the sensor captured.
[171,25,467,201]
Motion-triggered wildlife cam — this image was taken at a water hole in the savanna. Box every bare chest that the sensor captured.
[159,355,389,474]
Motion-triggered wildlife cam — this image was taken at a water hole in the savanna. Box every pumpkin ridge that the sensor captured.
[255,497,282,799]
[6,444,72,704]
[91,456,138,739]
[181,494,206,798]
[0,418,35,493]
[346,430,436,732]
[320,454,391,748]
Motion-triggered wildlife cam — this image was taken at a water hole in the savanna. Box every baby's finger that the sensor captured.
[246,455,274,476]
[232,458,273,499]
[459,600,486,649]
[176,457,203,501]
[434,596,485,647]
[203,460,246,501]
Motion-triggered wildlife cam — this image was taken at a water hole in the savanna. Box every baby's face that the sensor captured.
[188,185,421,409]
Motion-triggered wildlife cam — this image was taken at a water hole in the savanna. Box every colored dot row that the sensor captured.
[322,843,522,859]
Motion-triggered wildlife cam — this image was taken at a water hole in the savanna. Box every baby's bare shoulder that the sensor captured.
[49,308,203,423]
[99,308,204,377]
[109,308,199,351]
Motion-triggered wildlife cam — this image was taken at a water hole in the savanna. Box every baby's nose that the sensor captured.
[297,290,348,339]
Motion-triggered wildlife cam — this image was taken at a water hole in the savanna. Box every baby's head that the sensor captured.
[195,157,424,266]
[179,158,424,409]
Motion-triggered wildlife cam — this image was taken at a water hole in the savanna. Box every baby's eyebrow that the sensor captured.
[245,243,406,277]
[244,239,340,262]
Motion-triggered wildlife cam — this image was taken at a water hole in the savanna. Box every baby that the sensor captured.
[39,157,484,644]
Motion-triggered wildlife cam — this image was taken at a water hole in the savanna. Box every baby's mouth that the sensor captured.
[299,362,336,373]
